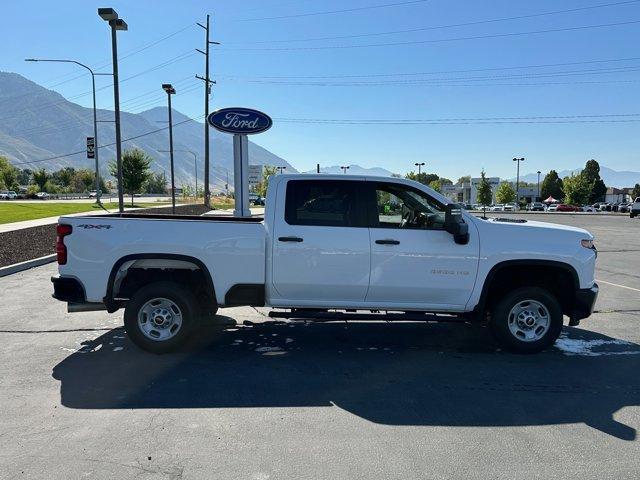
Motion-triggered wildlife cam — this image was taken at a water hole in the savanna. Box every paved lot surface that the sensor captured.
[1,214,639,479]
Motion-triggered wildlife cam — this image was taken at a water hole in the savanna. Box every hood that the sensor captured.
[471,216,593,240]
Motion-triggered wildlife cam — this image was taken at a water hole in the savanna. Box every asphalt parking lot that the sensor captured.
[1,213,639,479]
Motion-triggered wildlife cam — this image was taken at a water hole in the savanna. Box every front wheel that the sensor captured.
[124,281,199,354]
[490,287,563,354]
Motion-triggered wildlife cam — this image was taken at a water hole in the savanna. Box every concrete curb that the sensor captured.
[0,254,56,278]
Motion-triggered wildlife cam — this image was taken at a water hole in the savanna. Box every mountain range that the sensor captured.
[517,166,640,188]
[304,164,397,176]
[0,72,294,189]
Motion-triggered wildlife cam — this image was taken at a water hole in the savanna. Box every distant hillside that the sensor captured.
[517,166,640,188]
[305,164,397,177]
[0,72,295,189]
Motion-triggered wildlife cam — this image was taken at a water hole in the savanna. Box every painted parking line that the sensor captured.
[596,279,640,293]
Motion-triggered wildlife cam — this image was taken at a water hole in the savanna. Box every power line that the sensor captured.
[231,0,640,43]
[240,0,430,21]
[221,19,640,52]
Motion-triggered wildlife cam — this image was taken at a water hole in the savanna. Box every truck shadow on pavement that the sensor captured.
[52,319,640,441]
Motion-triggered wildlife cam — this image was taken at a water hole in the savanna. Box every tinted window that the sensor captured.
[373,182,446,230]
[285,180,366,227]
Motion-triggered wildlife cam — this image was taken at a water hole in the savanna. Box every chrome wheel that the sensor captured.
[137,297,183,342]
[507,299,550,342]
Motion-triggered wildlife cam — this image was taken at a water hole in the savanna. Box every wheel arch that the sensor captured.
[103,253,216,311]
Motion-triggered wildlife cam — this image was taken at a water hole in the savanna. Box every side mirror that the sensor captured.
[444,204,469,245]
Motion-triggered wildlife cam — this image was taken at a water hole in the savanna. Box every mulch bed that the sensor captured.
[0,204,214,268]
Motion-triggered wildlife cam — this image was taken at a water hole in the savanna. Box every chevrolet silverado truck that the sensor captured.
[52,175,598,354]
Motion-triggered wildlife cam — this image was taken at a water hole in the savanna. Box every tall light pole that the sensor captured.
[513,157,525,203]
[415,162,425,175]
[537,170,541,200]
[98,8,127,213]
[162,84,176,213]
[276,166,286,174]
[25,58,110,204]
[341,166,350,174]
[160,149,198,198]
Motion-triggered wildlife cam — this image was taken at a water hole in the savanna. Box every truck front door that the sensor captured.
[270,179,371,305]
[364,181,479,310]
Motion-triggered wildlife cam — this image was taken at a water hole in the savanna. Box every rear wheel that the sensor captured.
[124,281,199,354]
[490,286,563,354]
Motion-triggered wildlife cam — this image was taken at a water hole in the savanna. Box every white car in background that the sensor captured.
[490,204,504,211]
[582,205,596,213]
[0,190,17,200]
[547,204,559,212]
[631,197,640,218]
[503,203,519,212]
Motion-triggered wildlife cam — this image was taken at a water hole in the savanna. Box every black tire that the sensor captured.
[631,213,636,218]
[490,286,563,354]
[124,281,199,354]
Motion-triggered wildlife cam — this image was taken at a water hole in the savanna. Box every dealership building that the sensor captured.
[441,178,541,204]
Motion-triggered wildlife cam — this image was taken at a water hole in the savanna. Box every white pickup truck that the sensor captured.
[52,174,598,354]
[631,197,640,218]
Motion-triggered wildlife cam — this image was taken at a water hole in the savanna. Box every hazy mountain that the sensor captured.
[305,164,397,177]
[517,166,640,188]
[0,72,294,189]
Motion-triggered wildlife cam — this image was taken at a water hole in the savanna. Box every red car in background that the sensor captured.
[556,203,579,212]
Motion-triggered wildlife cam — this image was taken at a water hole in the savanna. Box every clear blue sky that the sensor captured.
[3,0,640,180]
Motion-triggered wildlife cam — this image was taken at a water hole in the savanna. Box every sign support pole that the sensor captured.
[233,134,251,217]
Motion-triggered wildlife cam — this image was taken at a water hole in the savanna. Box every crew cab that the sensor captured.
[631,197,640,218]
[52,175,598,354]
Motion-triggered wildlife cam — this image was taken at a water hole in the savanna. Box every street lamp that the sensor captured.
[276,166,286,174]
[340,166,350,174]
[513,157,525,203]
[162,83,176,213]
[25,58,109,204]
[537,170,541,200]
[414,162,425,175]
[159,149,198,198]
[98,8,127,212]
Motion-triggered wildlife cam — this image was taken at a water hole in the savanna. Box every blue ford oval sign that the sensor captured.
[207,107,272,135]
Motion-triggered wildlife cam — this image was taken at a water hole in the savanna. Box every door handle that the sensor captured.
[375,239,400,245]
[278,236,304,243]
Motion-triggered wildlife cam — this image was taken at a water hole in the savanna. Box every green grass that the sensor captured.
[0,202,169,224]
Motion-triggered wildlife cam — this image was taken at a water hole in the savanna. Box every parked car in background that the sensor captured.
[527,202,545,211]
[556,204,579,212]
[490,204,504,211]
[547,204,559,212]
[631,198,640,218]
[88,190,101,198]
[599,203,611,212]
[35,192,50,200]
[0,191,17,200]
[503,203,519,212]
[618,203,630,213]
[582,205,596,212]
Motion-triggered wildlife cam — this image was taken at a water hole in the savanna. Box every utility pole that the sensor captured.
[537,170,541,200]
[513,157,525,203]
[196,15,219,210]
[316,163,320,173]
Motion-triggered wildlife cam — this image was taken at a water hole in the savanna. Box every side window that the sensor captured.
[374,182,446,230]
[285,180,366,227]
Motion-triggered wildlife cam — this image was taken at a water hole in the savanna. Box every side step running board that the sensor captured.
[268,309,464,323]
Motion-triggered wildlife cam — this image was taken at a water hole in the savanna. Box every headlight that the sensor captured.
[581,239,594,249]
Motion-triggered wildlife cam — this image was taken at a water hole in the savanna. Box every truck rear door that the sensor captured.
[270,178,370,305]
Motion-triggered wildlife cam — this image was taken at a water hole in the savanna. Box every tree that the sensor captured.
[439,177,453,186]
[495,182,516,204]
[254,165,278,197]
[145,172,167,194]
[563,173,592,205]
[428,179,442,192]
[582,159,607,203]
[631,183,640,200]
[405,171,439,185]
[52,167,76,189]
[0,156,19,191]
[17,169,32,186]
[456,175,471,186]
[110,148,152,205]
[540,170,564,200]
[476,170,493,208]
[33,168,49,191]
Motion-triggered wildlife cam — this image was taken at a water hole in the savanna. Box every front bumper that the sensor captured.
[570,283,598,325]
[51,275,86,303]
